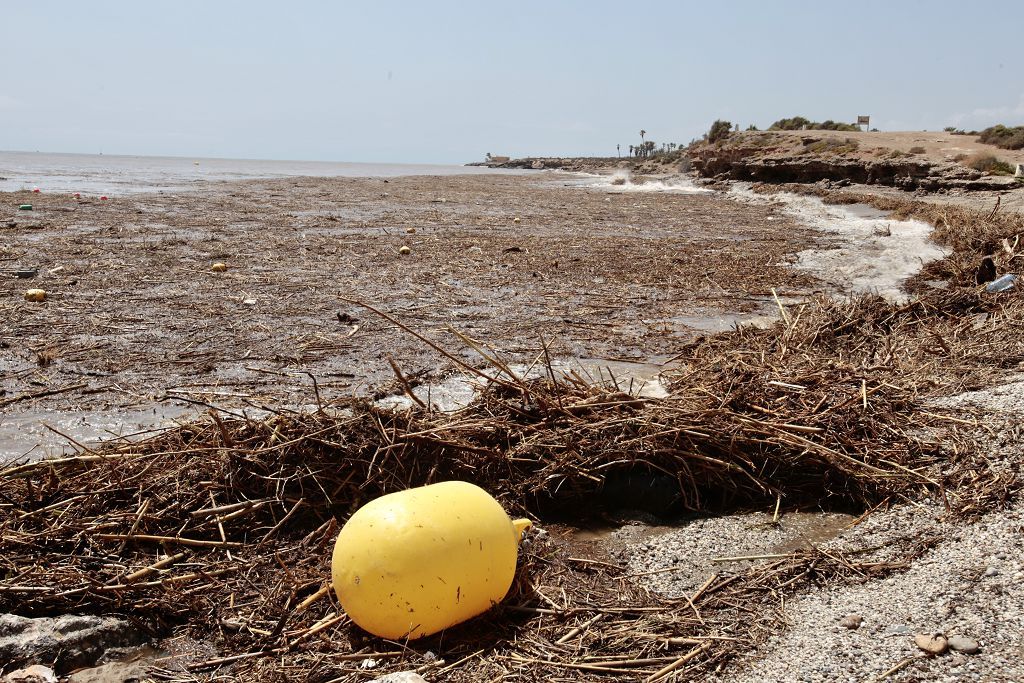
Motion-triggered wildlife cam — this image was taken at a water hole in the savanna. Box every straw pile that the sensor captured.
[2,194,1022,681]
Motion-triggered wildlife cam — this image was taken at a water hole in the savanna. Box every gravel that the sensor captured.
[612,375,1024,681]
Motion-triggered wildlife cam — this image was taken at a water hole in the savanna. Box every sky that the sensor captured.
[2,0,1022,164]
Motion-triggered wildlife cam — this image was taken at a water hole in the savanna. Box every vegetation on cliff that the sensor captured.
[769,116,860,132]
[978,124,1024,151]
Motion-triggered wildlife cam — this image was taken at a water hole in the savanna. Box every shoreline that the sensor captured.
[2,157,1024,681]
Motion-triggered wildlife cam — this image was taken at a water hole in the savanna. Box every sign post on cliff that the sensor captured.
[857,115,870,131]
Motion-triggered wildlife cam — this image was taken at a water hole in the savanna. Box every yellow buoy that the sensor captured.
[331,481,531,639]
[24,289,46,302]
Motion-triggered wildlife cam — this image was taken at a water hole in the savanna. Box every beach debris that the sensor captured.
[332,481,531,639]
[399,245,412,255]
[1016,163,1023,178]
[211,262,228,272]
[336,311,358,324]
[14,269,38,279]
[241,298,257,306]
[513,216,521,223]
[985,273,1016,293]
[24,289,46,302]
[100,196,108,201]
[976,256,997,285]
[73,193,81,199]
[405,227,416,234]
[913,632,948,656]
[32,188,40,194]
[503,245,525,254]
[839,614,863,629]
[947,635,980,654]
[3,665,57,683]
[18,204,32,211]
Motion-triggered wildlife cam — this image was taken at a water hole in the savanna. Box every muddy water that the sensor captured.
[0,404,198,463]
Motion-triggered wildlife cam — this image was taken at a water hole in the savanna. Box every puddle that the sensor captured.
[0,404,200,463]
[729,185,948,301]
[671,311,777,333]
[376,356,673,412]
[843,202,892,220]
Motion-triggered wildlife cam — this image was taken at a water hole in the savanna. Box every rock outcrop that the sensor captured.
[0,614,145,673]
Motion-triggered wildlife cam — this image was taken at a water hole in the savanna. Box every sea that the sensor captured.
[0,150,516,195]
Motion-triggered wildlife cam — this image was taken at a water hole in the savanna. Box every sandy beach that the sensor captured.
[2,144,1023,682]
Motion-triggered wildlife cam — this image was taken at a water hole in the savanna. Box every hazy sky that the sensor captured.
[3,0,1022,163]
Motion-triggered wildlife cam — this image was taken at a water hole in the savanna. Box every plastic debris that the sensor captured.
[24,289,46,302]
[332,481,531,639]
[985,273,1017,293]
[399,246,412,255]
[211,263,228,273]
[18,204,32,211]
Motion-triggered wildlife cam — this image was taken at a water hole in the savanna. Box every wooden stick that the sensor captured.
[94,533,242,549]
[645,643,710,682]
[121,551,187,583]
[555,613,603,644]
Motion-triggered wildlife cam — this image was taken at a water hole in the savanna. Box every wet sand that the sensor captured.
[2,172,824,459]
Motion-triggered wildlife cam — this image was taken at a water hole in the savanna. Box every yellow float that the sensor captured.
[331,481,531,639]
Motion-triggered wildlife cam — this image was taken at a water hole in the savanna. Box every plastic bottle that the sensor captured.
[986,274,1017,293]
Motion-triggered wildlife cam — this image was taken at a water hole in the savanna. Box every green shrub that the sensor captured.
[908,146,926,154]
[768,116,860,132]
[977,124,1024,150]
[769,116,812,131]
[806,138,860,155]
[707,119,733,143]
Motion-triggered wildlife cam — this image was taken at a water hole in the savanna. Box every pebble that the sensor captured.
[839,614,863,629]
[984,566,999,577]
[914,632,949,655]
[947,635,980,654]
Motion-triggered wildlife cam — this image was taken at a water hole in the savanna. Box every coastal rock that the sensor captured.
[370,673,428,683]
[947,635,980,654]
[839,614,863,629]
[913,632,948,655]
[3,666,58,683]
[0,614,145,673]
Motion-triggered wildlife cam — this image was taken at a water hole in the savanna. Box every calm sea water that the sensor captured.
[0,151,516,195]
